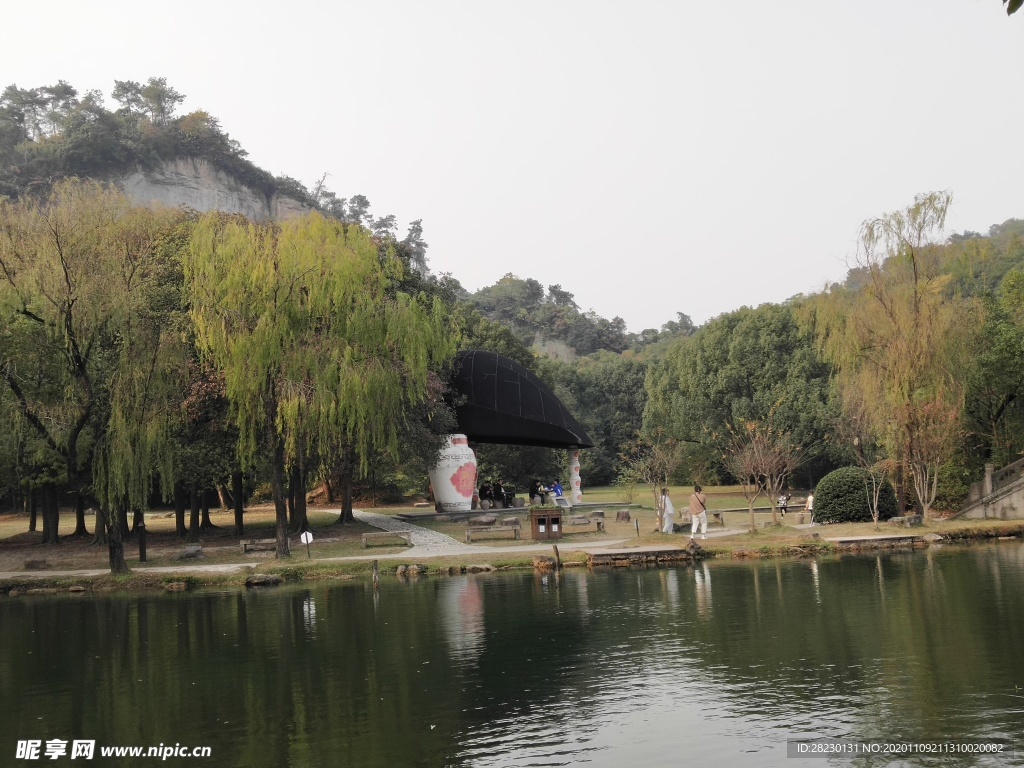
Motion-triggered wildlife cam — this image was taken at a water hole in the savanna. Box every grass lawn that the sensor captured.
[1,486,1022,583]
[0,506,412,573]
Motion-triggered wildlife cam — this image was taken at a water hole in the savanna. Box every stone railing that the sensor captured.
[992,456,1024,491]
[961,457,1024,518]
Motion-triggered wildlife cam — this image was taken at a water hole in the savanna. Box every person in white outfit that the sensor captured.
[661,488,675,533]
[689,485,708,540]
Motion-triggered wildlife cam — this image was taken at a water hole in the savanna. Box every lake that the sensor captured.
[2,543,1024,766]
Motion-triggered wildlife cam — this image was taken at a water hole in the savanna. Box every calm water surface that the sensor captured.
[3,543,1024,767]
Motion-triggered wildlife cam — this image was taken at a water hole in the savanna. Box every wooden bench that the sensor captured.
[466,525,520,542]
[240,539,276,553]
[362,530,413,548]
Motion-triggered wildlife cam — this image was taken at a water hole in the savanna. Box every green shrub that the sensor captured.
[815,466,897,524]
[933,461,972,512]
[249,482,273,504]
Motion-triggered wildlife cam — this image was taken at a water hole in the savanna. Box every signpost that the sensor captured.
[300,530,313,559]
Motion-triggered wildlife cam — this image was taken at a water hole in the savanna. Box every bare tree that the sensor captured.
[723,420,802,528]
[722,427,766,531]
[620,429,681,531]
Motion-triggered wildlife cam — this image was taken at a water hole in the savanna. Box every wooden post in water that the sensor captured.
[372,559,380,590]
[552,544,562,571]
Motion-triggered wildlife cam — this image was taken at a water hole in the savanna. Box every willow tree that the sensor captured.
[806,192,973,518]
[0,181,190,571]
[184,213,456,556]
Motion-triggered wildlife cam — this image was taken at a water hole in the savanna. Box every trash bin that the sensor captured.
[530,509,563,541]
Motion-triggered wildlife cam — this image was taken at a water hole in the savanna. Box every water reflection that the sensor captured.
[659,570,679,610]
[694,561,712,619]
[301,594,316,637]
[2,543,1024,767]
[440,577,485,664]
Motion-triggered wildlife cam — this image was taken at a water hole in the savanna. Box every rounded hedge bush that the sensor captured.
[814,466,897,524]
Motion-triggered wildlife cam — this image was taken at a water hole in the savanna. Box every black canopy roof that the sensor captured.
[450,350,594,449]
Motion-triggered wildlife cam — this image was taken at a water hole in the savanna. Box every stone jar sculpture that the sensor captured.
[429,435,478,513]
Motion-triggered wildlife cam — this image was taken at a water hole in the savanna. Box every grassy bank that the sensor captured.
[2,488,1023,595]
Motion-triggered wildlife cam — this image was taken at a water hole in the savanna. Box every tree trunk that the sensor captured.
[216,483,231,510]
[290,446,310,533]
[106,508,130,574]
[72,492,89,537]
[92,508,108,545]
[897,456,909,515]
[270,429,291,557]
[39,487,49,541]
[200,490,216,530]
[131,509,144,533]
[295,471,309,533]
[41,484,59,545]
[335,447,355,524]
[117,506,130,541]
[186,488,201,544]
[174,483,187,538]
[26,489,37,532]
[232,471,244,537]
[287,464,297,528]
[321,479,334,503]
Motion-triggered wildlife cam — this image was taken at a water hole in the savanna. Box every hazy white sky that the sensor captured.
[3,1,1022,331]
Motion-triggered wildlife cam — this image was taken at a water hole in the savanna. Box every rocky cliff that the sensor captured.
[118,158,312,221]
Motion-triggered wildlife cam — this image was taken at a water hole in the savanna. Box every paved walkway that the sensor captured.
[0,510,623,579]
[0,510,751,581]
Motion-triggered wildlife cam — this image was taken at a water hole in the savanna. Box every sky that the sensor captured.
[3,1,1023,332]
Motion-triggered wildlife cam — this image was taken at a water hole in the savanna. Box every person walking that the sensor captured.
[779,492,789,519]
[805,492,815,525]
[661,488,676,534]
[689,485,708,540]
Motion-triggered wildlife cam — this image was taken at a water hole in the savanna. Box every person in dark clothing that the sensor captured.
[479,481,494,506]
[493,479,508,508]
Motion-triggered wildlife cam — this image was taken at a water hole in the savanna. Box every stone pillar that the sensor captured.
[568,450,583,505]
[984,463,994,496]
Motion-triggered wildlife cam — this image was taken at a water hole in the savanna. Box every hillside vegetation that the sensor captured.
[3,77,1024,570]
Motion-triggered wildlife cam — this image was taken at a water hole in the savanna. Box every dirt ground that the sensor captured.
[0,504,395,573]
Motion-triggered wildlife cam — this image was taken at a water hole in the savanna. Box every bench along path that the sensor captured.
[353,510,479,555]
[351,510,634,558]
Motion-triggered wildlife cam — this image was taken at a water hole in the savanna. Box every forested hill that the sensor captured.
[0,77,432,273]
[0,78,305,203]
[0,76,699,358]
[465,274,696,359]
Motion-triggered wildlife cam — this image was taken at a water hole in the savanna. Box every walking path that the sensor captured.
[0,511,747,581]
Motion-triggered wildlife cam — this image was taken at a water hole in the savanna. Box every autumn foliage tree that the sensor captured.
[807,192,972,519]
